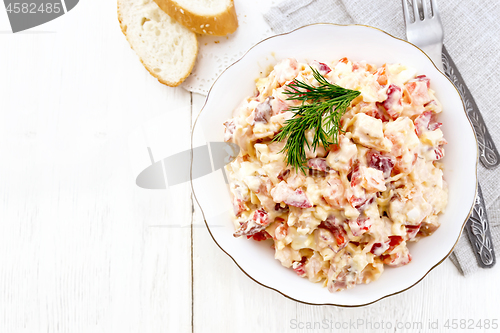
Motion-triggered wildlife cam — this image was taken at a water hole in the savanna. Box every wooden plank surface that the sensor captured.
[0,1,193,332]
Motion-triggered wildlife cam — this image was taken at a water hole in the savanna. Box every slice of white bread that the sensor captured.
[118,0,198,87]
[153,0,238,36]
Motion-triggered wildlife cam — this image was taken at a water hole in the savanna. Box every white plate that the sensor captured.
[191,24,477,306]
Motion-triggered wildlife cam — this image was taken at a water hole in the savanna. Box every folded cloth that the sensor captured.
[264,0,500,275]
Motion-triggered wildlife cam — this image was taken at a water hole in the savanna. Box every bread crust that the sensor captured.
[117,0,198,87]
[153,0,238,36]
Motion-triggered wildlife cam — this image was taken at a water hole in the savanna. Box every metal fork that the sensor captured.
[402,0,496,268]
[402,0,444,71]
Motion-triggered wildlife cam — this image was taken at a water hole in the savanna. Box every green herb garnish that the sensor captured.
[273,67,360,173]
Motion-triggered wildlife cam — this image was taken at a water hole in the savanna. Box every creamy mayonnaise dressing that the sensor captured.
[223,58,448,292]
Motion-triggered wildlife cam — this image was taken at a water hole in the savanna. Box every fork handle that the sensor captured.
[465,184,496,268]
[441,46,500,169]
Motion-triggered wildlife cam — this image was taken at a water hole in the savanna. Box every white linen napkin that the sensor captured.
[264,0,500,275]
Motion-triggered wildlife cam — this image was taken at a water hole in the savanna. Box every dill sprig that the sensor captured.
[273,67,360,173]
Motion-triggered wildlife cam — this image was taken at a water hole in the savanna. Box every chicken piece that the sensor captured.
[348,113,393,152]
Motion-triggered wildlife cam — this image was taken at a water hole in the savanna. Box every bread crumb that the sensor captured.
[214,40,219,44]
